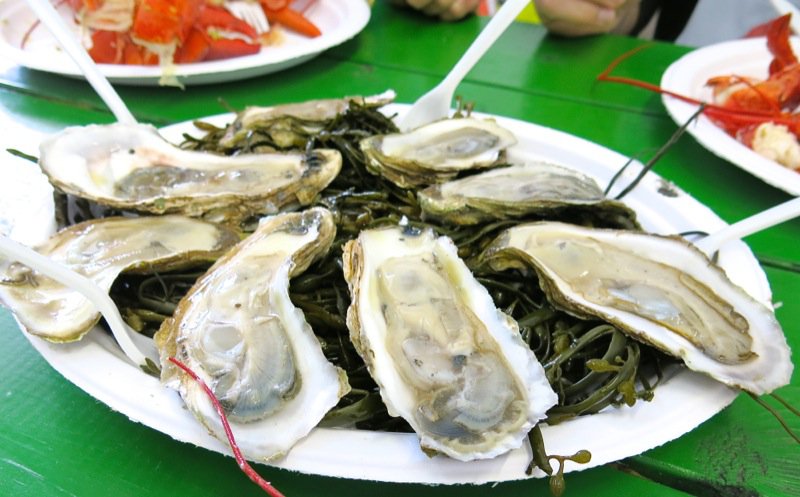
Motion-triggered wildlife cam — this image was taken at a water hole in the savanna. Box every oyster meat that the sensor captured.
[418,162,636,225]
[0,215,240,342]
[342,225,557,461]
[360,117,517,188]
[220,91,397,148]
[156,207,350,461]
[481,221,792,395]
[39,123,342,222]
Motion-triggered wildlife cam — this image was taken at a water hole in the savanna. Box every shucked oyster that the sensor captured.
[38,123,342,223]
[342,225,557,461]
[156,207,349,461]
[220,90,397,148]
[360,117,517,188]
[481,221,792,395]
[418,162,637,225]
[0,215,240,342]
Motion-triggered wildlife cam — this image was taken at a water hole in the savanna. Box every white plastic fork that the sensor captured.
[694,196,800,255]
[397,0,530,131]
[20,0,159,368]
[24,0,137,124]
[226,0,270,34]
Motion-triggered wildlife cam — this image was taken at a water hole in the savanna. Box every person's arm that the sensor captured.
[533,0,641,36]
[391,0,482,21]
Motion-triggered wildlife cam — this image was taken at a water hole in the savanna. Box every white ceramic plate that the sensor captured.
[10,105,765,485]
[660,37,800,196]
[0,0,370,86]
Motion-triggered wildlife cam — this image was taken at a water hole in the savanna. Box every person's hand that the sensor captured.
[533,0,641,37]
[391,0,481,22]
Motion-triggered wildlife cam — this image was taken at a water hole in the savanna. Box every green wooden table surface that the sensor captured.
[0,2,797,496]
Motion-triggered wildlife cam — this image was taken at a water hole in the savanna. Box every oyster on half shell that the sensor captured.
[481,221,793,395]
[156,207,349,461]
[360,117,517,188]
[342,225,557,461]
[220,90,397,148]
[418,162,637,225]
[39,123,342,223]
[0,215,240,342]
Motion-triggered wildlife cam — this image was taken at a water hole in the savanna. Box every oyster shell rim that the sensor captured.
[481,220,793,396]
[155,207,351,462]
[342,224,558,461]
[37,122,344,221]
[0,215,241,343]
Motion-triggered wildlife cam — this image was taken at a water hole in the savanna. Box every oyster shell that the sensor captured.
[481,221,792,395]
[359,117,517,188]
[220,90,397,148]
[0,215,240,342]
[342,225,557,461]
[38,123,342,223]
[156,207,349,461]
[418,162,636,225]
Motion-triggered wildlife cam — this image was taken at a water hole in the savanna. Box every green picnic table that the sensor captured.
[0,2,796,496]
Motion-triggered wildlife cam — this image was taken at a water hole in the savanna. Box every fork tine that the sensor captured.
[244,7,269,34]
[226,1,269,35]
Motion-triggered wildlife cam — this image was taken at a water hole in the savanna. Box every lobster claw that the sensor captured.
[746,13,798,75]
[171,3,262,63]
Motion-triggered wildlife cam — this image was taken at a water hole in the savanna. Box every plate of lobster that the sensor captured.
[660,14,800,196]
[0,0,370,86]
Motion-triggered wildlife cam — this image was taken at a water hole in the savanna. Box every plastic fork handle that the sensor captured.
[0,235,154,368]
[23,0,138,125]
[437,0,531,95]
[695,196,800,255]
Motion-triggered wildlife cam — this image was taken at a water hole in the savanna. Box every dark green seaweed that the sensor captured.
[109,100,671,438]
